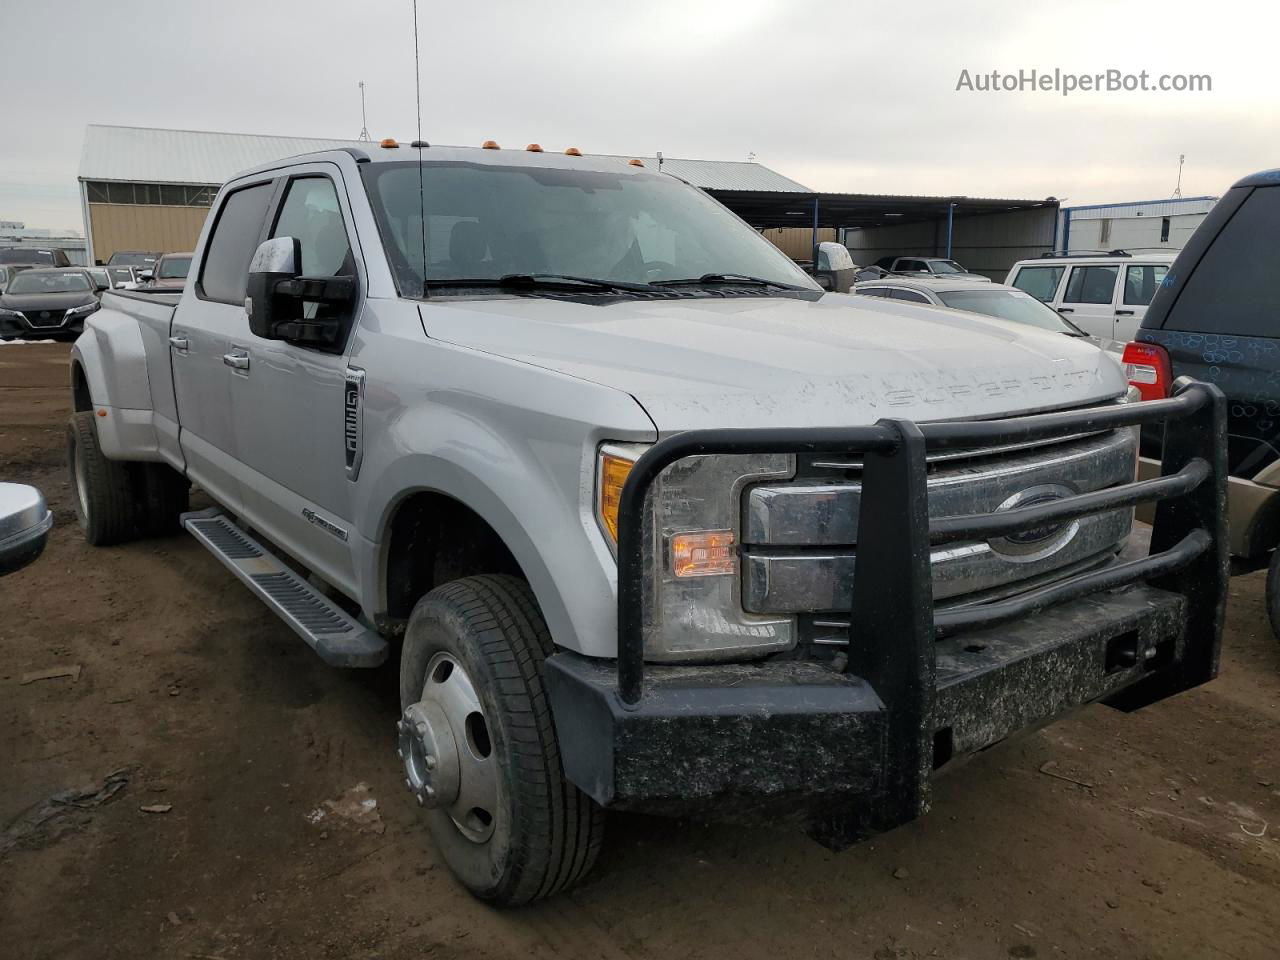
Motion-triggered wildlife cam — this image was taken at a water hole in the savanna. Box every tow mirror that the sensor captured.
[0,483,52,577]
[138,270,153,282]
[245,236,354,346]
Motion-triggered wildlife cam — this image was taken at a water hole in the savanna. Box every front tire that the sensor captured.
[398,575,604,905]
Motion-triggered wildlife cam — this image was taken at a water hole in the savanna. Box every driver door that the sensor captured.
[227,166,363,595]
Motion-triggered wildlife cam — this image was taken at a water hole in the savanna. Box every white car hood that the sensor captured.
[419,293,1127,433]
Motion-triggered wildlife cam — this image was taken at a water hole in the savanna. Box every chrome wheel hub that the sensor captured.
[398,653,498,843]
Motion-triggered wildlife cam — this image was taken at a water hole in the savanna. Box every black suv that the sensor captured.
[1123,169,1280,633]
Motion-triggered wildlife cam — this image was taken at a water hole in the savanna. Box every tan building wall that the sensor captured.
[760,226,837,261]
[88,203,211,264]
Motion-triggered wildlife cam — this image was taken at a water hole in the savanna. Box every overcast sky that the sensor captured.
[3,0,1275,232]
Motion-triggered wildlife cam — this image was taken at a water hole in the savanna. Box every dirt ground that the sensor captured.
[1,341,1278,960]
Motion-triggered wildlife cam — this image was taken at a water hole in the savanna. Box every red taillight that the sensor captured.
[1121,341,1172,401]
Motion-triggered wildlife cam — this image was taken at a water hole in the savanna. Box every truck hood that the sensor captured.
[420,293,1127,432]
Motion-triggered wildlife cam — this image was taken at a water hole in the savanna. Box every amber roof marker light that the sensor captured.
[481,140,500,150]
[526,143,544,152]
[564,147,582,156]
[628,158,644,167]
[380,138,399,149]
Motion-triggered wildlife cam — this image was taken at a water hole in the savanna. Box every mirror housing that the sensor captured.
[245,236,354,346]
[138,269,153,282]
[0,483,52,577]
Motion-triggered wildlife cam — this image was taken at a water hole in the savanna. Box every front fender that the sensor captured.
[349,332,656,658]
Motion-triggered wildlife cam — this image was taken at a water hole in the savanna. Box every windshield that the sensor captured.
[361,161,817,296]
[0,249,53,265]
[108,252,156,267]
[108,267,133,282]
[6,271,91,294]
[157,256,191,279]
[930,260,967,274]
[937,287,1081,334]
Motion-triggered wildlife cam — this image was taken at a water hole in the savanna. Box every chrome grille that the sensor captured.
[741,429,1137,614]
[25,309,65,328]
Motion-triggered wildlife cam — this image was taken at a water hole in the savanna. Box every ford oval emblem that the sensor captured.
[987,483,1079,563]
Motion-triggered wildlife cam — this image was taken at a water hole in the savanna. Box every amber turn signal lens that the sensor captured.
[598,454,635,543]
[564,147,582,156]
[628,158,644,167]
[526,143,544,152]
[380,138,399,148]
[670,531,735,578]
[481,139,500,150]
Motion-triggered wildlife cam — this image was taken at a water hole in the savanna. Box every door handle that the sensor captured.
[1115,309,1135,316]
[168,336,189,352]
[222,351,250,371]
[1056,307,1074,313]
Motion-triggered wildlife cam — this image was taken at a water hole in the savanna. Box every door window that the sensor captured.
[891,289,931,303]
[199,182,274,304]
[897,259,926,273]
[1165,186,1280,337]
[1063,265,1119,304]
[1123,264,1168,306]
[1011,265,1064,302]
[271,177,355,320]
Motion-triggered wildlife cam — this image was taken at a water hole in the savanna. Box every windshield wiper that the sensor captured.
[424,273,658,294]
[651,273,806,291]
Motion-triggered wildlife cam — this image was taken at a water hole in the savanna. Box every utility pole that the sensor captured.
[1172,153,1185,198]
[357,81,371,141]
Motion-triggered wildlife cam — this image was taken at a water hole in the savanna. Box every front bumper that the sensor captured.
[553,380,1227,844]
[0,312,84,339]
[546,582,1186,825]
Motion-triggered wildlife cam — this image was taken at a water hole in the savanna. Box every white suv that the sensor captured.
[1006,252,1175,352]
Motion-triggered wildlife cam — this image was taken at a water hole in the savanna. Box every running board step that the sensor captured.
[181,508,387,668]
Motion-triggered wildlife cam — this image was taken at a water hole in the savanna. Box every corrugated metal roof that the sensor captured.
[79,124,812,192]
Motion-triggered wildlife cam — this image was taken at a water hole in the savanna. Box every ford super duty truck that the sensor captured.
[69,142,1228,905]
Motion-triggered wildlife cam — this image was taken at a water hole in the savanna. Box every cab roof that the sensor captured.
[1232,169,1280,188]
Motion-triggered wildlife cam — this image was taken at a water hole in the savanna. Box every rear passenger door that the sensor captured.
[171,178,276,515]
[1114,262,1168,343]
[1010,264,1065,303]
[1058,263,1120,346]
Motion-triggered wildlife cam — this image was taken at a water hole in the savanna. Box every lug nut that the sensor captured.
[396,720,405,733]
[424,755,437,771]
[415,721,427,736]
[416,793,425,806]
[404,777,412,790]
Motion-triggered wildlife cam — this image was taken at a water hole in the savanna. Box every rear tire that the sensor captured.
[1266,548,1280,642]
[67,411,139,546]
[398,574,604,905]
[139,462,189,536]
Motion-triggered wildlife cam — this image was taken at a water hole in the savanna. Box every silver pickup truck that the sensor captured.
[68,142,1228,905]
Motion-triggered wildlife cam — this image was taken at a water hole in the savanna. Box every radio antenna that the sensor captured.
[412,0,428,296]
[1172,153,1185,198]
[357,81,371,141]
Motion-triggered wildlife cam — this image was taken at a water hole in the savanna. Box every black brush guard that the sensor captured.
[544,380,1227,842]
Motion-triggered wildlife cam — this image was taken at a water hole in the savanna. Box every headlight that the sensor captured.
[0,307,21,319]
[66,302,100,317]
[598,443,797,662]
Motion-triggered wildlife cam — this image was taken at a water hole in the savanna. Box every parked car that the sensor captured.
[105,250,160,271]
[1121,169,1280,635]
[873,256,991,281]
[855,276,1094,342]
[0,483,52,576]
[1006,251,1176,352]
[106,266,141,289]
[145,252,193,289]
[69,143,1226,905]
[0,264,33,294]
[0,268,101,340]
[84,267,115,293]
[0,247,72,268]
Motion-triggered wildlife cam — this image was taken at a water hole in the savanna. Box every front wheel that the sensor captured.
[398,575,604,905]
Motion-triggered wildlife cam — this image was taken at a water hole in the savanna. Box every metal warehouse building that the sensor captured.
[78,124,1060,278]
[77,124,809,265]
[1056,195,1218,255]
